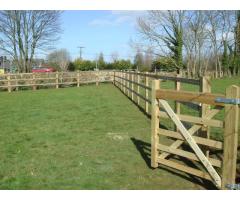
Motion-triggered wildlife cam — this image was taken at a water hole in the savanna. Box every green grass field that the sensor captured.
[0,77,239,189]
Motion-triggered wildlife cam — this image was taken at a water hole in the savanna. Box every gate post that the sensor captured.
[222,85,240,189]
[200,76,211,157]
[151,79,160,168]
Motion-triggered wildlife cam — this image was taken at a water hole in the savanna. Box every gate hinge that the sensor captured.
[215,97,240,105]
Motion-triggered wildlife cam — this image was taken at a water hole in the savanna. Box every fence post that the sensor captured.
[96,71,99,86]
[123,71,126,94]
[151,79,160,168]
[131,73,134,101]
[15,74,18,91]
[137,72,140,105]
[145,72,149,114]
[7,74,11,93]
[121,70,123,91]
[222,85,240,189]
[175,73,181,115]
[56,71,59,89]
[127,72,130,97]
[200,76,211,157]
[77,71,80,87]
[32,73,36,90]
[113,71,115,85]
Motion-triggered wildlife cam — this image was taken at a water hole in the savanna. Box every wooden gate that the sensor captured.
[151,79,240,189]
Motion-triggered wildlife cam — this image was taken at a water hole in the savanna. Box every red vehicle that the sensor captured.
[32,67,56,73]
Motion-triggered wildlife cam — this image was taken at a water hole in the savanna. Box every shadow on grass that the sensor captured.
[130,137,217,190]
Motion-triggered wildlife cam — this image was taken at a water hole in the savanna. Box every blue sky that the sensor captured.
[52,10,145,62]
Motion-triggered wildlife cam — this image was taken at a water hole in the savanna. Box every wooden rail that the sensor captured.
[156,89,225,106]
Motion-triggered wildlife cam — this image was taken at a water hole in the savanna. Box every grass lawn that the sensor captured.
[0,77,239,189]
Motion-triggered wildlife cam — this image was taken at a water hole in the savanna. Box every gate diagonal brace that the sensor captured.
[158,108,220,160]
[159,99,222,188]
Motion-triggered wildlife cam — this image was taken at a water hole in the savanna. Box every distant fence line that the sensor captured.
[0,71,114,92]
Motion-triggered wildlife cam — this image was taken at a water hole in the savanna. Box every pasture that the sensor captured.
[0,76,239,189]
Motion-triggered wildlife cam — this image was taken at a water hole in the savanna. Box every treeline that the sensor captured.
[67,58,133,71]
[137,10,240,77]
[46,51,156,72]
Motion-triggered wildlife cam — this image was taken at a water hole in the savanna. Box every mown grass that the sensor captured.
[0,76,239,189]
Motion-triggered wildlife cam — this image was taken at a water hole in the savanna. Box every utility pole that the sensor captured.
[77,46,85,60]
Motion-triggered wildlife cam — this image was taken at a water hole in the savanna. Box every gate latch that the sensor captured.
[215,97,240,105]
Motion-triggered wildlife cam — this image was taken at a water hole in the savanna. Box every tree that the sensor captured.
[47,49,70,71]
[111,51,119,63]
[152,57,177,72]
[133,51,144,70]
[137,11,186,70]
[0,11,62,73]
[234,10,240,75]
[113,59,133,70]
[72,59,95,71]
[144,48,154,70]
[98,52,105,69]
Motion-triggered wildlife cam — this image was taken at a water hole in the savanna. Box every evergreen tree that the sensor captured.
[98,52,105,69]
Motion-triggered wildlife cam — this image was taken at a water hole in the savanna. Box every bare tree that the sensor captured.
[184,11,208,77]
[0,11,62,73]
[137,11,187,70]
[111,51,119,62]
[47,49,70,71]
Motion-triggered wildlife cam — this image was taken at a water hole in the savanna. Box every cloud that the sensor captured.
[89,19,115,26]
[89,10,146,27]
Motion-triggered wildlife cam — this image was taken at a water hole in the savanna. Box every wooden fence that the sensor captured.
[113,70,203,116]
[113,70,240,189]
[0,71,113,92]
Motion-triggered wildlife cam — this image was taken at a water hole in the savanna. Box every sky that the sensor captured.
[47,10,146,62]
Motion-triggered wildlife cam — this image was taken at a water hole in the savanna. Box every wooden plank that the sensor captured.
[137,73,140,105]
[145,72,149,114]
[77,71,80,87]
[123,71,200,85]
[158,144,222,167]
[114,80,151,104]
[7,74,11,92]
[151,80,160,168]
[175,74,181,135]
[113,71,115,85]
[131,73,134,100]
[200,76,211,157]
[159,111,223,128]
[158,128,223,149]
[127,73,130,97]
[156,89,225,106]
[56,71,59,89]
[158,158,212,181]
[159,99,222,188]
[115,75,151,90]
[222,85,240,189]
[32,73,36,90]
